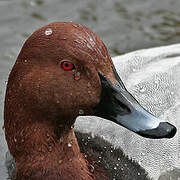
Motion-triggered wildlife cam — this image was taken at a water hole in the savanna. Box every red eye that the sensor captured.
[61,61,75,71]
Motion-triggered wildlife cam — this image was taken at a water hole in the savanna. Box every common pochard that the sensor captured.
[4,22,176,180]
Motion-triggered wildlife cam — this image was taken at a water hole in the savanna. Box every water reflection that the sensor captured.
[31,12,46,20]
[79,2,97,22]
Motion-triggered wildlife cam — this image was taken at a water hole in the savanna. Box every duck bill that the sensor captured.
[93,66,176,139]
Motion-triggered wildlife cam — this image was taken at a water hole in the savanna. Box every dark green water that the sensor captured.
[1,0,180,56]
[0,0,180,179]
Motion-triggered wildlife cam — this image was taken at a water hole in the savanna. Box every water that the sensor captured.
[0,0,180,179]
[44,28,53,36]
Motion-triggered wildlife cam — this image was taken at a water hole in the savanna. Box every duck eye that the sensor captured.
[61,61,75,71]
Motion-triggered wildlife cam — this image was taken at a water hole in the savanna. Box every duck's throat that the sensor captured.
[14,125,94,180]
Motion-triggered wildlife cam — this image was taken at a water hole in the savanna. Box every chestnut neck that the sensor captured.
[14,122,94,180]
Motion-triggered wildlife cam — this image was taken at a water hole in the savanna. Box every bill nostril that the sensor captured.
[114,98,131,115]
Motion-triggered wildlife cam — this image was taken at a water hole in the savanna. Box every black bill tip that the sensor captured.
[137,122,177,139]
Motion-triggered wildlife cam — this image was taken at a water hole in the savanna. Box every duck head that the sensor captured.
[4,22,176,179]
[4,21,176,147]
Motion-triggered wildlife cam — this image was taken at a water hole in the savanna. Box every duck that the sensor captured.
[4,22,177,180]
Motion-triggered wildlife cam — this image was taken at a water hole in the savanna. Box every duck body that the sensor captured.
[76,132,150,180]
[4,22,176,180]
[6,131,150,180]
